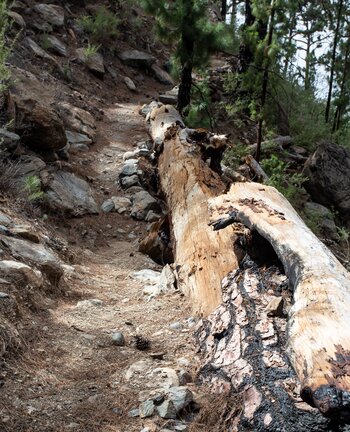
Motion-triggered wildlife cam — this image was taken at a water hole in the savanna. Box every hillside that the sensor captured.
[0,1,350,431]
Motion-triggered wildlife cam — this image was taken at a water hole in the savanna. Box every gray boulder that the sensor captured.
[151,64,174,85]
[33,4,65,27]
[131,191,160,220]
[0,260,43,288]
[8,11,26,28]
[119,163,138,177]
[0,237,63,283]
[46,171,99,216]
[119,50,156,69]
[124,76,137,92]
[15,155,46,178]
[76,48,105,78]
[11,94,66,152]
[303,142,350,218]
[101,199,115,213]
[46,35,67,57]
[57,103,96,141]
[65,131,92,146]
[120,175,140,189]
[165,386,193,413]
[304,202,338,240]
[0,129,20,152]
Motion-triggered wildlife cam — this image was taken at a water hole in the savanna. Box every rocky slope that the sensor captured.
[0,2,205,431]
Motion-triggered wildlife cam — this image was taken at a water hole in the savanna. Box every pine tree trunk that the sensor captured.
[221,0,227,20]
[177,61,193,114]
[325,0,343,123]
[333,25,350,131]
[238,0,255,74]
[256,0,276,162]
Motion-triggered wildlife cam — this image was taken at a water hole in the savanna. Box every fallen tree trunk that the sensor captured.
[147,104,350,424]
[148,105,239,314]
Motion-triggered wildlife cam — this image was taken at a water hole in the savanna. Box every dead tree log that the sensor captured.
[147,104,350,424]
[148,105,239,314]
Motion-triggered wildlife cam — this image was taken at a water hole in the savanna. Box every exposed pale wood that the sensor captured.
[147,104,350,421]
[148,105,239,314]
[209,182,350,420]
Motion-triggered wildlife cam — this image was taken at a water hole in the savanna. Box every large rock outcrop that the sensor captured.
[303,142,350,218]
[7,69,67,152]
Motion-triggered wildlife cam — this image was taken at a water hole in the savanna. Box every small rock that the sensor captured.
[66,130,92,146]
[46,35,67,56]
[187,317,196,328]
[145,211,161,223]
[120,163,138,177]
[111,407,122,415]
[170,322,183,331]
[0,213,12,227]
[124,76,137,92]
[120,175,141,189]
[111,196,132,212]
[128,408,140,417]
[159,94,177,105]
[8,11,26,28]
[149,352,165,360]
[112,332,125,346]
[11,225,40,243]
[151,64,174,85]
[69,143,90,154]
[77,299,103,308]
[46,171,98,216]
[131,191,160,220]
[124,158,139,165]
[101,199,115,213]
[156,400,177,419]
[165,386,193,413]
[0,292,10,299]
[178,370,192,385]
[139,400,155,418]
[0,261,44,288]
[119,50,156,68]
[266,297,284,317]
[76,48,105,78]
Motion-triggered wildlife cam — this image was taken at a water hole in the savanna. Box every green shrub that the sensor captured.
[261,155,308,207]
[23,175,44,202]
[76,6,120,44]
[223,144,250,170]
[186,75,213,129]
[83,42,100,58]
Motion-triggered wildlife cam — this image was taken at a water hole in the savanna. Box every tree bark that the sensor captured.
[221,0,227,20]
[147,104,350,424]
[325,0,343,123]
[148,105,239,314]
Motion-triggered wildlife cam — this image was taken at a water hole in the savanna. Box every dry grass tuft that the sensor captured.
[0,317,21,357]
[188,391,242,432]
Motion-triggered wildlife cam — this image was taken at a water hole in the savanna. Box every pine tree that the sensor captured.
[140,0,231,113]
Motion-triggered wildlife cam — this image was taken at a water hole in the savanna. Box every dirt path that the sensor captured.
[0,102,199,432]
